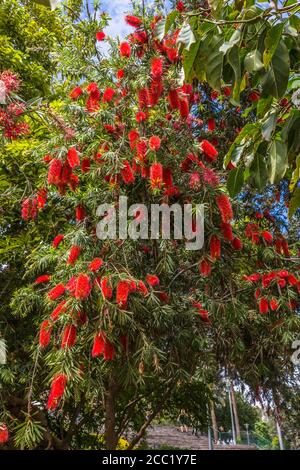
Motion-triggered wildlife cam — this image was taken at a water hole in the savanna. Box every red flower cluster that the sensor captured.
[48,284,65,301]
[92,332,115,361]
[35,275,51,284]
[215,194,233,223]
[61,324,77,348]
[47,374,67,410]
[39,320,52,348]
[146,274,160,287]
[67,245,81,265]
[0,423,9,443]
[74,274,91,300]
[52,234,64,249]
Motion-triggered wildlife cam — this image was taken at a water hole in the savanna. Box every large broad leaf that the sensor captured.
[154,18,166,42]
[177,21,196,51]
[289,186,300,218]
[165,10,180,34]
[290,154,300,192]
[262,41,290,99]
[227,45,241,105]
[263,23,284,67]
[200,32,224,91]
[183,41,201,82]
[268,139,288,184]
[224,123,260,166]
[208,0,223,18]
[34,0,59,8]
[261,112,277,141]
[220,28,243,54]
[244,50,264,72]
[250,153,268,190]
[227,166,245,197]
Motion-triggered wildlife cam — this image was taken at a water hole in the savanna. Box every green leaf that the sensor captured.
[183,41,201,82]
[224,123,260,167]
[261,112,277,141]
[290,154,300,192]
[199,31,224,91]
[227,166,245,197]
[250,153,268,190]
[263,23,284,67]
[289,186,300,218]
[227,45,241,105]
[220,28,242,54]
[256,96,273,118]
[177,21,196,51]
[268,139,288,184]
[165,10,180,34]
[34,0,59,9]
[154,18,166,42]
[244,50,264,72]
[262,41,290,99]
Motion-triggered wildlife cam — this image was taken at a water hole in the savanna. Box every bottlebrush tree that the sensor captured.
[1,1,299,450]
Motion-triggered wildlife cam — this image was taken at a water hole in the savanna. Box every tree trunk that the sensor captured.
[105,375,118,450]
[230,384,241,442]
[210,400,219,443]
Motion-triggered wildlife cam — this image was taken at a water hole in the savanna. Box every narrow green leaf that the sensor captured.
[165,10,179,34]
[289,187,300,218]
[177,21,196,51]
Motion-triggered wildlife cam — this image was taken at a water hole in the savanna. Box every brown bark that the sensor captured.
[210,400,219,443]
[104,375,119,450]
[230,384,241,441]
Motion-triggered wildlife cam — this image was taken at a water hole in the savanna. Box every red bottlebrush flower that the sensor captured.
[47,158,62,185]
[69,86,83,100]
[232,237,243,250]
[104,340,115,361]
[125,15,142,28]
[210,235,221,260]
[255,288,261,299]
[50,300,67,322]
[88,258,103,272]
[0,423,9,443]
[61,324,77,349]
[116,280,131,308]
[86,82,101,100]
[37,188,47,208]
[92,332,106,357]
[75,274,91,300]
[149,135,161,151]
[176,1,185,12]
[168,89,180,109]
[67,246,81,265]
[199,259,211,277]
[189,172,201,190]
[166,47,179,62]
[47,373,67,410]
[215,194,233,223]
[117,69,124,80]
[221,222,234,241]
[96,31,106,41]
[223,87,231,97]
[120,42,131,58]
[211,90,219,100]
[121,160,135,184]
[39,320,52,348]
[67,147,80,169]
[151,57,164,79]
[244,273,261,282]
[203,167,220,187]
[52,234,64,249]
[75,205,85,222]
[200,140,218,161]
[199,309,209,322]
[146,274,160,287]
[249,90,260,102]
[179,96,189,118]
[35,274,51,284]
[270,298,279,311]
[261,231,273,243]
[259,297,269,314]
[163,167,173,187]
[207,118,216,132]
[86,96,100,112]
[288,274,298,286]
[100,277,113,299]
[48,284,65,301]
[138,88,149,109]
[137,280,149,296]
[277,279,286,288]
[136,140,148,161]
[136,111,147,122]
[150,163,163,189]
[128,129,140,144]
[103,87,116,103]
[158,292,169,303]
[81,157,91,173]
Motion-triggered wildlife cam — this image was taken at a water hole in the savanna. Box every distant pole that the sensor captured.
[227,380,236,445]
[245,423,250,446]
[275,412,285,450]
[207,404,214,450]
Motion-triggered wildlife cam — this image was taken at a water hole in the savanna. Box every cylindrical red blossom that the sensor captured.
[231,237,243,250]
[149,135,161,151]
[0,423,9,443]
[47,373,67,410]
[150,163,163,189]
[52,234,64,249]
[37,188,47,208]
[47,158,62,185]
[136,140,148,161]
[199,259,212,277]
[178,96,189,118]
[270,298,279,311]
[48,284,65,301]
[207,118,216,132]
[244,273,261,282]
[116,280,131,308]
[176,1,185,12]
[104,341,115,361]
[138,88,149,109]
[189,172,201,190]
[92,332,106,357]
[215,194,234,223]
[69,86,83,100]
[67,245,81,265]
[249,90,260,102]
[259,297,269,314]
[288,274,298,286]
[277,279,286,288]
[120,41,131,58]
[166,47,179,62]
[221,222,234,241]
[96,31,106,41]
[103,87,116,103]
[136,111,147,122]
[137,280,149,296]
[86,82,101,100]
[168,89,180,110]
[50,300,67,322]
[100,277,113,299]
[125,15,142,28]
[39,320,52,348]
[67,147,80,169]
[201,140,218,161]
[35,274,51,284]
[88,258,104,272]
[75,205,85,222]
[151,57,164,79]
[261,231,273,243]
[121,160,135,184]
[61,324,77,349]
[210,235,221,260]
[117,69,124,80]
[81,157,91,173]
[163,167,173,187]
[75,273,91,300]
[146,274,160,287]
